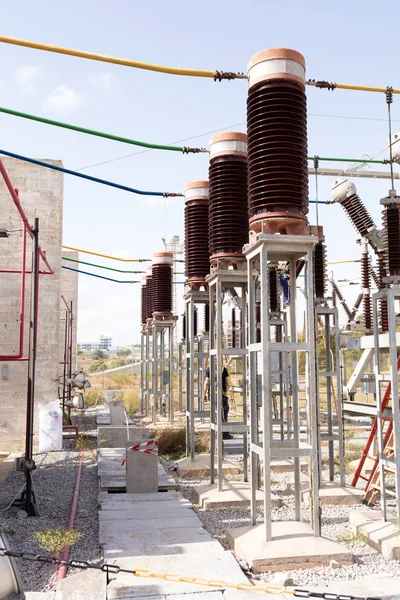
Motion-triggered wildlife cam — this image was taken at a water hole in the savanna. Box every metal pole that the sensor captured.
[62,310,68,416]
[247,255,258,526]
[24,217,40,516]
[216,278,223,492]
[387,290,400,521]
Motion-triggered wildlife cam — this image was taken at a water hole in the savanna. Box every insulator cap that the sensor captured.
[247,48,306,90]
[152,252,173,266]
[331,178,357,204]
[209,132,247,159]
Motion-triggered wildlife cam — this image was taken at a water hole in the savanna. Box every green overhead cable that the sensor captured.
[308,155,386,165]
[0,106,205,153]
[62,256,184,275]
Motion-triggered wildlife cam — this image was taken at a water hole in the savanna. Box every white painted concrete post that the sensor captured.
[109,398,125,426]
[125,439,158,493]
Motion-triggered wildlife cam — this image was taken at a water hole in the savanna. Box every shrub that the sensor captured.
[88,360,107,373]
[33,528,83,558]
[91,350,104,360]
[117,348,131,357]
[149,427,186,457]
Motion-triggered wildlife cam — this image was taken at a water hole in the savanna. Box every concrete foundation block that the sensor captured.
[109,399,125,426]
[176,454,239,478]
[226,521,353,573]
[194,482,283,510]
[350,509,400,560]
[287,482,365,506]
[97,426,149,448]
[55,568,106,599]
[126,439,158,493]
[270,458,308,473]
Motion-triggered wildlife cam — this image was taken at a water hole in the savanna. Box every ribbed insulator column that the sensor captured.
[184,181,210,290]
[330,280,352,320]
[152,252,173,318]
[361,244,372,332]
[268,266,279,313]
[141,276,147,326]
[231,308,236,348]
[382,203,400,276]
[377,254,389,332]
[314,239,327,300]
[247,48,309,235]
[145,268,153,322]
[204,303,210,334]
[181,313,186,341]
[331,179,376,237]
[349,293,363,322]
[256,302,261,343]
[193,307,198,337]
[208,132,248,265]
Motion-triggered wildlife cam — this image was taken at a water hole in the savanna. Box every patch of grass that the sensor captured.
[150,427,186,458]
[33,528,83,558]
[76,434,95,452]
[337,528,368,546]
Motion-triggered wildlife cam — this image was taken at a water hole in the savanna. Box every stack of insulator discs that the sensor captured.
[314,239,327,300]
[269,266,279,313]
[141,276,147,326]
[208,132,248,265]
[181,313,186,341]
[184,181,210,289]
[382,203,400,276]
[331,179,376,238]
[247,48,309,235]
[151,252,173,318]
[145,267,153,322]
[361,251,372,331]
[204,303,210,334]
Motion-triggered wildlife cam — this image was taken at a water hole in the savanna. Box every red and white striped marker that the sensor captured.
[122,440,158,465]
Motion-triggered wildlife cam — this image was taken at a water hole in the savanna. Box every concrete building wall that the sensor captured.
[0,158,63,452]
[58,251,79,386]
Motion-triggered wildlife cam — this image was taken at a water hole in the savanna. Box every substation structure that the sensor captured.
[207,268,248,488]
[184,290,209,458]
[246,234,320,538]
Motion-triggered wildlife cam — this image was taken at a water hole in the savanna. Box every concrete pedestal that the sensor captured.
[176,454,239,478]
[270,458,308,473]
[98,426,149,448]
[350,509,400,560]
[125,439,158,493]
[226,521,353,573]
[194,482,283,510]
[109,399,125,426]
[287,482,365,506]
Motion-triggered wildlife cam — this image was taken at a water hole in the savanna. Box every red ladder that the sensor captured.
[351,354,400,488]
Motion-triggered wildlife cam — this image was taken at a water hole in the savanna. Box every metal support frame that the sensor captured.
[207,269,248,491]
[373,287,400,521]
[151,320,174,423]
[315,305,345,486]
[178,341,185,412]
[245,234,320,541]
[140,327,146,414]
[185,290,209,460]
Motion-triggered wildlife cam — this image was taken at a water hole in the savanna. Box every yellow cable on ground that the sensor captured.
[62,245,150,262]
[0,36,244,79]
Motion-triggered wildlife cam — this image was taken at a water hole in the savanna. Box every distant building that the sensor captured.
[78,335,113,353]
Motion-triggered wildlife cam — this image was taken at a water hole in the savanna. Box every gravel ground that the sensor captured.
[0,413,101,593]
[167,454,400,589]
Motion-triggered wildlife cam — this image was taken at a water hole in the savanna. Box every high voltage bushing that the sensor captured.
[381,198,400,276]
[141,276,147,326]
[331,179,383,253]
[247,48,310,235]
[151,252,173,319]
[208,132,248,267]
[184,181,210,290]
[145,266,153,323]
[314,228,327,301]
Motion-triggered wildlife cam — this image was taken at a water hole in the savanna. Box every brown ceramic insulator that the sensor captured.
[247,81,309,219]
[349,293,363,322]
[296,259,305,278]
[208,156,248,257]
[361,253,372,331]
[331,280,352,320]
[141,281,147,325]
[371,267,380,288]
[256,302,261,343]
[231,308,236,348]
[182,313,186,341]
[383,204,400,276]
[275,325,282,343]
[194,307,198,337]
[377,253,389,332]
[341,193,376,238]
[184,182,210,284]
[269,267,278,312]
[145,275,153,319]
[314,241,327,299]
[152,263,172,314]
[204,303,210,334]
[332,288,337,308]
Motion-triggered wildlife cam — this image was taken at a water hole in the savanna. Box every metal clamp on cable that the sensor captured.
[163,192,185,198]
[181,146,208,154]
[213,70,247,81]
[307,79,337,91]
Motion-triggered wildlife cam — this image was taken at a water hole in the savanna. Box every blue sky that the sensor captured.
[1,0,399,344]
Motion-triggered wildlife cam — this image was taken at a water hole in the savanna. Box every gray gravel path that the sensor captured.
[0,413,101,593]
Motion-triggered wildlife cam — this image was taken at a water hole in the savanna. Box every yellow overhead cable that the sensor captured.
[327,259,361,265]
[62,245,150,263]
[0,36,245,80]
[307,80,400,95]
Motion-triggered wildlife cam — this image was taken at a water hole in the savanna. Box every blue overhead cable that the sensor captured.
[0,150,166,197]
[62,265,136,283]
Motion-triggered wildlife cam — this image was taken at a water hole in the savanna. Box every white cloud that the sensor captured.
[89,73,113,91]
[15,65,44,94]
[44,85,84,114]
